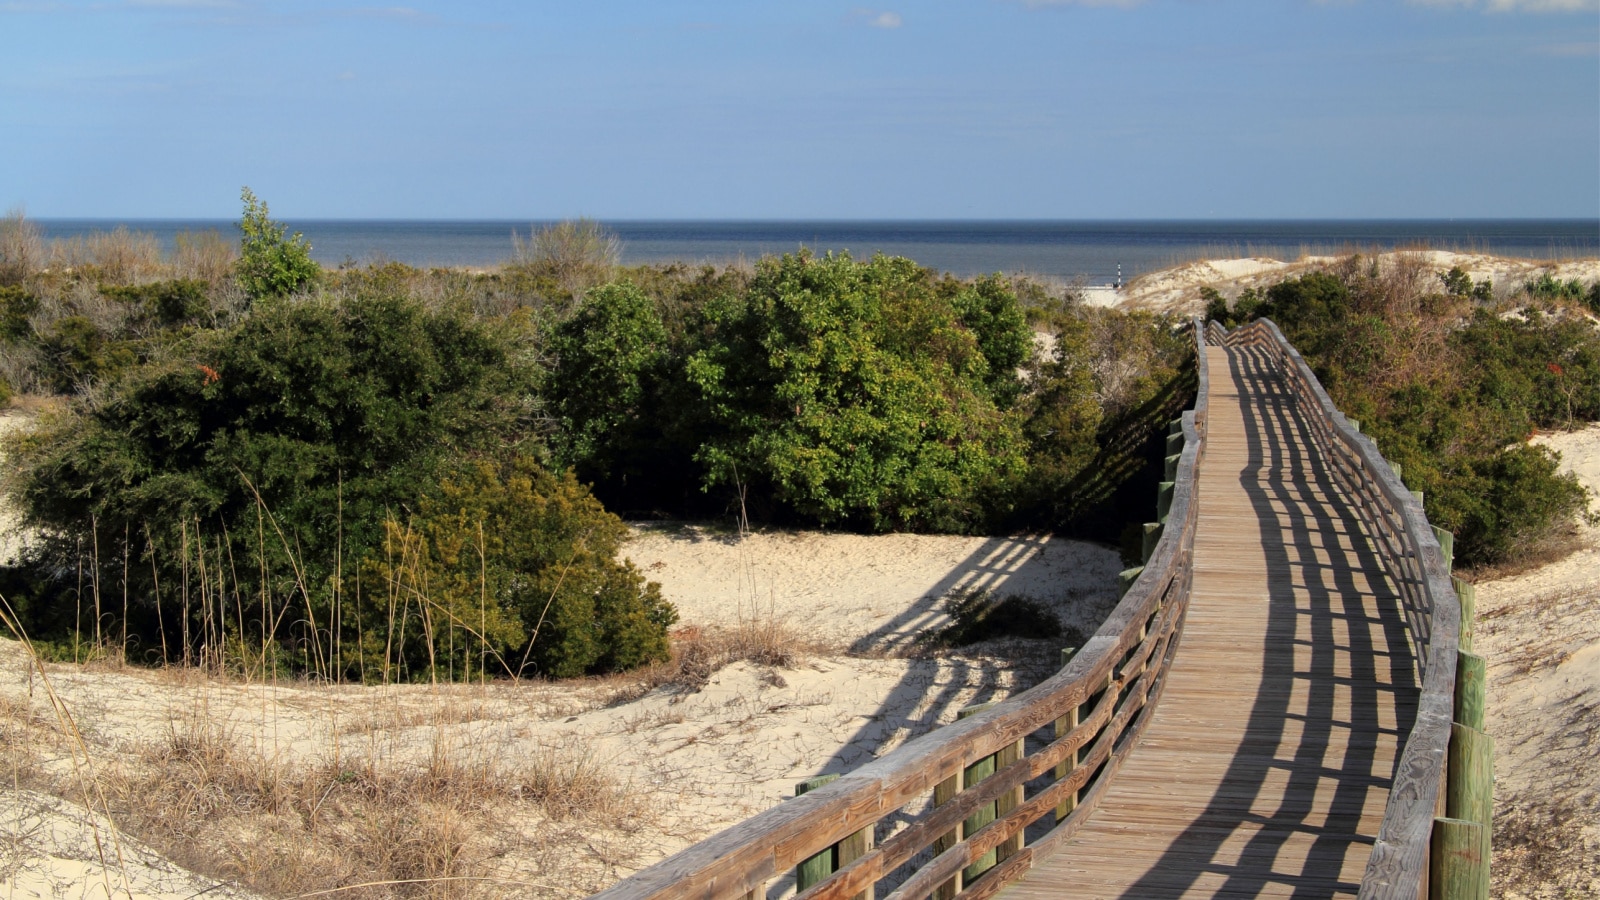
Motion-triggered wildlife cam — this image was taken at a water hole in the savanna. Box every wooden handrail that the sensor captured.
[590,318,1213,900]
[1214,319,1462,899]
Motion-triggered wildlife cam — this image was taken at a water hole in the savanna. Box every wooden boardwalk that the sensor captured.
[999,343,1421,899]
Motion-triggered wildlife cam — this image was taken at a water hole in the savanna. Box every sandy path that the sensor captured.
[626,525,1121,653]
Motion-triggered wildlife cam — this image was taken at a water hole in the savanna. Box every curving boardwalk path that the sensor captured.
[1000,343,1421,899]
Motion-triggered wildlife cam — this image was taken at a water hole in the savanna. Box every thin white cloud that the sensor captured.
[1016,0,1147,8]
[1537,40,1600,55]
[1409,0,1599,11]
[849,8,904,28]
[127,0,242,8]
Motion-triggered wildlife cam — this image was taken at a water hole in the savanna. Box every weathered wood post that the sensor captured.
[1431,525,1454,573]
[1141,523,1163,564]
[957,702,1000,884]
[1055,647,1080,826]
[1453,577,1476,653]
[1117,567,1143,597]
[795,774,840,891]
[1454,651,1486,732]
[793,775,873,898]
[1430,818,1490,900]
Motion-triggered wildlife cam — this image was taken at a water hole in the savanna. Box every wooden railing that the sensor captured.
[589,320,1213,900]
[1215,319,1488,899]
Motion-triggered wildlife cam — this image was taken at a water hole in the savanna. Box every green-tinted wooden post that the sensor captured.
[932,768,960,900]
[1430,818,1490,900]
[1432,525,1454,572]
[1157,481,1175,523]
[1165,454,1181,481]
[1389,459,1404,483]
[1055,647,1080,825]
[957,702,999,884]
[1454,578,1477,653]
[1118,567,1144,597]
[1168,418,1182,437]
[1142,523,1163,564]
[1446,723,1494,827]
[1349,419,1361,433]
[1411,489,1425,507]
[1166,432,1184,456]
[1454,650,1486,732]
[795,774,840,891]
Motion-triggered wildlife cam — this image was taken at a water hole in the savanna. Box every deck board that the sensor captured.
[997,344,1418,899]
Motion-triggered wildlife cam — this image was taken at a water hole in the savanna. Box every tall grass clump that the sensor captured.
[0,207,45,285]
[510,218,621,301]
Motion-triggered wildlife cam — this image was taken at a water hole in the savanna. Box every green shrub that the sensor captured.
[366,456,676,679]
[3,291,543,675]
[236,187,319,299]
[0,285,37,340]
[103,278,212,326]
[545,281,670,482]
[1246,264,1600,567]
[685,251,1028,531]
[35,316,137,393]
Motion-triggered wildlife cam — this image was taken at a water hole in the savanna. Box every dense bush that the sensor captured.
[366,456,676,680]
[1225,260,1599,566]
[0,292,652,678]
[544,281,671,485]
[685,252,1029,531]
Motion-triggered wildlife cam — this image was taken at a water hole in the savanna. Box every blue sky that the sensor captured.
[2,0,1597,219]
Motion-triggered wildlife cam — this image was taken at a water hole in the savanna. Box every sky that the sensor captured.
[1,0,1597,219]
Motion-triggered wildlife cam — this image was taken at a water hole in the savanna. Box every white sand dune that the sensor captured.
[1475,422,1600,898]
[1118,250,1600,316]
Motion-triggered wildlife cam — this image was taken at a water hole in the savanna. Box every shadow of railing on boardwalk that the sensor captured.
[1114,343,1420,898]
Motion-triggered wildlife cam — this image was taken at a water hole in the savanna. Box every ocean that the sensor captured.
[31,219,1600,286]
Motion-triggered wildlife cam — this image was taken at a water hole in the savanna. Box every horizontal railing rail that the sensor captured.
[589,318,1213,900]
[1214,319,1464,899]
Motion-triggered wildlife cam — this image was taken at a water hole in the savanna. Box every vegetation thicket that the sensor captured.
[1208,257,1600,566]
[19,198,1595,673]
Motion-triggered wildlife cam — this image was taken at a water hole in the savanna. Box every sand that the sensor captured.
[1473,422,1600,898]
[1117,250,1600,316]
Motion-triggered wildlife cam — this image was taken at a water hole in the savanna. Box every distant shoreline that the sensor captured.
[28,218,1600,284]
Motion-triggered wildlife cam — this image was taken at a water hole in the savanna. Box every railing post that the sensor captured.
[1431,525,1454,573]
[795,774,840,891]
[1453,578,1476,653]
[957,702,1000,884]
[1141,523,1163,564]
[1157,481,1175,523]
[1454,651,1486,732]
[1430,819,1490,900]
[1054,647,1080,826]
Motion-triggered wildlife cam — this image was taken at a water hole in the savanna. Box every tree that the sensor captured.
[686,251,1027,531]
[236,187,319,299]
[545,281,670,482]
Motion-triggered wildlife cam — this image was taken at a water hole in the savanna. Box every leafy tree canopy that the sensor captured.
[685,252,1028,531]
